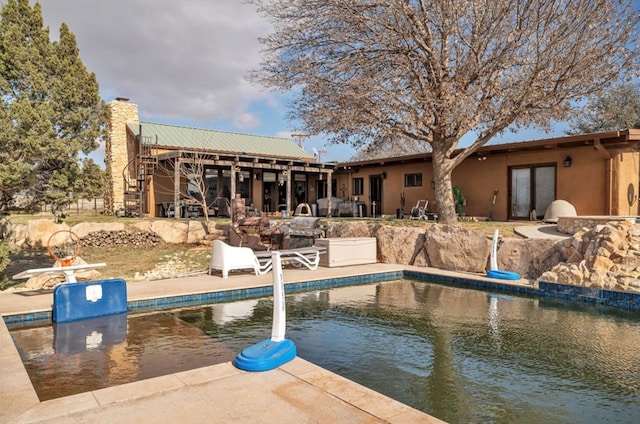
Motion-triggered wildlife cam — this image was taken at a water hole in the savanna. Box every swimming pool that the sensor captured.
[10,279,640,423]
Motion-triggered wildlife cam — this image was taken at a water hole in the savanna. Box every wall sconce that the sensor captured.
[563,156,572,167]
[254,172,261,180]
[235,166,244,182]
[431,180,435,189]
[381,172,387,179]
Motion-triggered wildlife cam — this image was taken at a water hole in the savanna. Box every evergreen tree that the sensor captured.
[0,0,106,284]
[74,158,105,209]
[0,0,106,213]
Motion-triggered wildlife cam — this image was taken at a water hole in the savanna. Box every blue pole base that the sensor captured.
[233,338,297,372]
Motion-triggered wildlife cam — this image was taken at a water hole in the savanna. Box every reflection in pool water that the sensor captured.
[11,280,640,423]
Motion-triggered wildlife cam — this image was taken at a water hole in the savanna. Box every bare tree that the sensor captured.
[250,0,639,223]
[568,81,640,135]
[156,152,213,229]
[350,135,431,161]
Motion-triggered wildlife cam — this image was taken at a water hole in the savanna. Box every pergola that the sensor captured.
[155,149,336,219]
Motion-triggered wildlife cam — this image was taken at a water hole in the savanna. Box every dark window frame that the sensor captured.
[353,177,364,195]
[404,173,423,187]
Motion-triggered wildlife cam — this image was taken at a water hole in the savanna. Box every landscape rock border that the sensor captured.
[8,218,640,293]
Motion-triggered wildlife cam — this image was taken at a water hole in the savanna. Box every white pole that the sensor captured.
[490,229,499,271]
[270,251,286,342]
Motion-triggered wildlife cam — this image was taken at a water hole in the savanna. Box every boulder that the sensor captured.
[9,223,27,251]
[373,225,427,265]
[537,221,640,292]
[71,222,125,238]
[325,221,373,238]
[425,225,490,273]
[187,220,207,244]
[497,237,565,279]
[150,220,189,244]
[21,219,69,250]
[131,221,153,232]
[23,256,102,290]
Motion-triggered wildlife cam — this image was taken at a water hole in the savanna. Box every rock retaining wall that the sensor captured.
[541,220,640,292]
[11,219,640,293]
[9,219,228,250]
[557,216,635,234]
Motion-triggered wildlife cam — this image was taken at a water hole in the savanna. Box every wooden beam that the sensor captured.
[594,138,612,159]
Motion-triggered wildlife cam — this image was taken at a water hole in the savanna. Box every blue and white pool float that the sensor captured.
[487,229,521,280]
[486,269,521,280]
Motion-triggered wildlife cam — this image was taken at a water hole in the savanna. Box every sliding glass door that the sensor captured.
[509,165,556,219]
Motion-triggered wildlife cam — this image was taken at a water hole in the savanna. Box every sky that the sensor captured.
[36,0,573,165]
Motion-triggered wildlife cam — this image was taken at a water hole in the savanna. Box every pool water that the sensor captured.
[10,280,640,423]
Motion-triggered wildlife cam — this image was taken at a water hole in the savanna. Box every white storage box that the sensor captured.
[316,237,377,267]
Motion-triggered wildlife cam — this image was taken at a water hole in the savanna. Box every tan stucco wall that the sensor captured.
[337,145,637,220]
[106,99,139,213]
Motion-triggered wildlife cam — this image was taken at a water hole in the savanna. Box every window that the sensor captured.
[353,178,364,195]
[404,173,423,187]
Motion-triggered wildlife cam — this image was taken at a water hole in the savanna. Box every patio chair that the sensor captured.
[209,239,270,278]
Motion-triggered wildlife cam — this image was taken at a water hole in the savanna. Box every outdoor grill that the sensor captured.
[280,217,325,249]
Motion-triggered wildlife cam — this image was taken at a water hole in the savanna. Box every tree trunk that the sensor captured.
[432,148,458,224]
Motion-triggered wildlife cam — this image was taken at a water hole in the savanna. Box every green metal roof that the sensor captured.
[127,121,315,161]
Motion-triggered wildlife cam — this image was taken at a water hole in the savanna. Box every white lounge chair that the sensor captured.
[209,240,270,278]
[254,247,326,272]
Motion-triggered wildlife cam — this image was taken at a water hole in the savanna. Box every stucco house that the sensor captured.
[105,98,335,218]
[333,130,640,221]
[105,98,640,221]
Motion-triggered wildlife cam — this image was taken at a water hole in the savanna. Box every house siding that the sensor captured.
[335,136,640,220]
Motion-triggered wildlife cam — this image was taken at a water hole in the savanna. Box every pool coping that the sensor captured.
[2,263,639,423]
[5,265,640,328]
[1,263,446,423]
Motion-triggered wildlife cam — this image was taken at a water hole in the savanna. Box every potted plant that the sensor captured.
[453,186,466,217]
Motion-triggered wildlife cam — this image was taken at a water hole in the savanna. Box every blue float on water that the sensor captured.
[234,251,297,372]
[486,269,521,280]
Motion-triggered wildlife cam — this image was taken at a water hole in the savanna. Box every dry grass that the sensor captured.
[80,245,212,280]
[6,244,211,290]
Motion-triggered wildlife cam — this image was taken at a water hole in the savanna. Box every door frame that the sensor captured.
[369,175,383,217]
[508,163,557,220]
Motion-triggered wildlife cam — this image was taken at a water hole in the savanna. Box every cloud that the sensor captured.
[39,0,273,125]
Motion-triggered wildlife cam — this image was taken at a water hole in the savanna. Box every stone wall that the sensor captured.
[324,221,563,278]
[541,220,640,292]
[106,99,139,214]
[557,216,635,234]
[9,219,227,251]
[16,219,640,292]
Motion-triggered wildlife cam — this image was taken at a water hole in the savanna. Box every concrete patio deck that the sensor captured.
[1,263,451,424]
